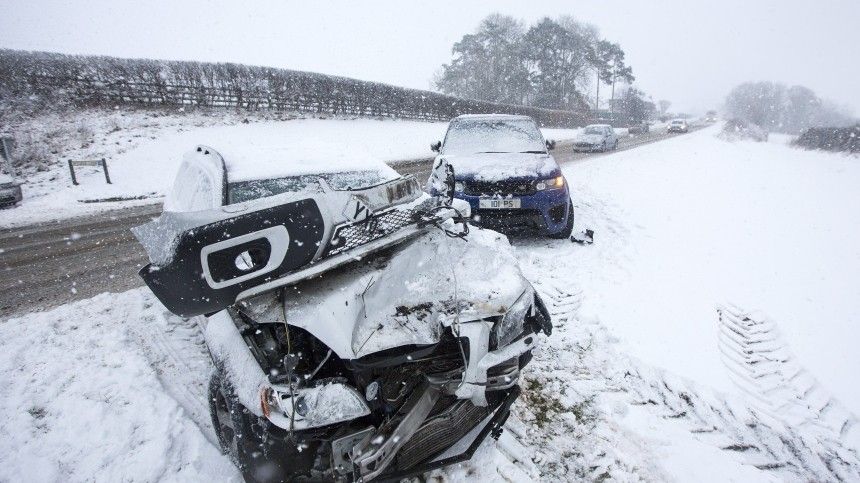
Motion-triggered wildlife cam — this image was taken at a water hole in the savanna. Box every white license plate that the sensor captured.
[479,198,521,209]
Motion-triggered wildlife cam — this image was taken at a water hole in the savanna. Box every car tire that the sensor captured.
[601,141,607,152]
[548,200,574,239]
[209,371,306,482]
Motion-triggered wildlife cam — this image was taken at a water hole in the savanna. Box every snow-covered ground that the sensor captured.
[3,124,859,481]
[0,111,582,228]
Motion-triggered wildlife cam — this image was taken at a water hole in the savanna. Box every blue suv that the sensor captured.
[431,114,573,238]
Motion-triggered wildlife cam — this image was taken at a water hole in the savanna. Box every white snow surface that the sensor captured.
[443,152,558,181]
[3,124,860,481]
[0,290,239,482]
[0,111,581,227]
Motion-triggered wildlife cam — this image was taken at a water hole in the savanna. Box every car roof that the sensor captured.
[585,124,612,128]
[197,144,398,183]
[671,119,686,122]
[452,114,535,122]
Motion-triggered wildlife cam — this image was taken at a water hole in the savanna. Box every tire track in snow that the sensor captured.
[126,291,218,445]
[510,270,860,481]
[717,304,860,453]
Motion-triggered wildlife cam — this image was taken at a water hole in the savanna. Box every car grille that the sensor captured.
[476,209,545,230]
[323,208,418,257]
[464,180,535,196]
[395,397,496,471]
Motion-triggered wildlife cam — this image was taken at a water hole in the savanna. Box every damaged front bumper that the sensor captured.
[132,177,466,318]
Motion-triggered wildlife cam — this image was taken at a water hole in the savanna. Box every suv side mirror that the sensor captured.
[546,139,556,151]
[430,141,442,153]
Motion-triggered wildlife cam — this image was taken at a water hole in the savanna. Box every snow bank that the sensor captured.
[556,124,860,415]
[0,290,238,481]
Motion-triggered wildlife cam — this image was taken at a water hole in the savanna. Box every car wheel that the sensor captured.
[209,371,300,482]
[601,141,607,152]
[548,200,574,239]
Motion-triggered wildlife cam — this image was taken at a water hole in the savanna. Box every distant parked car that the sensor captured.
[627,121,650,134]
[668,119,689,133]
[431,114,574,239]
[573,124,619,152]
[0,173,22,208]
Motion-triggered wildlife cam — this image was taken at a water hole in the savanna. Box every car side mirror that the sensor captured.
[431,141,442,152]
[546,139,556,151]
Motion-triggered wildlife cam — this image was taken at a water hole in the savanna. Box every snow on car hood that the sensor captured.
[576,134,605,144]
[279,228,529,359]
[440,153,558,182]
[209,143,399,183]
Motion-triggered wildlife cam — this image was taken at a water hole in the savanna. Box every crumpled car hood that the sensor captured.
[441,153,558,182]
[278,228,529,359]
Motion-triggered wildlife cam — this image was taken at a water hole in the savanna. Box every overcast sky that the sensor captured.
[1,0,857,114]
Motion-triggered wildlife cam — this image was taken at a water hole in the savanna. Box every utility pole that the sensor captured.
[595,70,600,111]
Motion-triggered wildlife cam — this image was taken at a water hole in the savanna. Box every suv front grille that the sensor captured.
[464,179,535,196]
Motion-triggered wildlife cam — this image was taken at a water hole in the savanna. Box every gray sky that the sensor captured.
[1,0,857,114]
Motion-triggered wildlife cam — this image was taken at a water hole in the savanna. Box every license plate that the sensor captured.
[479,198,521,209]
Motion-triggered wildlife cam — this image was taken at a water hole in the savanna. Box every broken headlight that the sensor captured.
[262,381,371,430]
[493,288,534,348]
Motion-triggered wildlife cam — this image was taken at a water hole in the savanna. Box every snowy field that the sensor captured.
[3,125,858,481]
[0,112,582,228]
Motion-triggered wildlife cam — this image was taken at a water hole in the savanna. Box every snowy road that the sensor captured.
[0,126,700,318]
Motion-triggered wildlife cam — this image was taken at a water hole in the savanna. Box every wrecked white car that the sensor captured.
[132,145,552,482]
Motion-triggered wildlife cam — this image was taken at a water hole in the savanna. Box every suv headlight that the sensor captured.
[493,288,533,348]
[535,176,564,191]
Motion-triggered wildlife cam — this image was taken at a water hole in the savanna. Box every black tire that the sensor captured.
[209,371,296,482]
[548,201,574,239]
[601,141,607,152]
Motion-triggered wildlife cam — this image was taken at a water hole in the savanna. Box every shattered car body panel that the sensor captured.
[132,144,455,317]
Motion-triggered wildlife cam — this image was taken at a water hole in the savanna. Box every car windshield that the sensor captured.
[672,120,685,124]
[583,126,606,134]
[227,170,393,204]
[442,118,545,155]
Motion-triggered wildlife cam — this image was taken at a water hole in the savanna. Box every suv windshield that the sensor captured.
[228,170,394,204]
[442,118,546,155]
